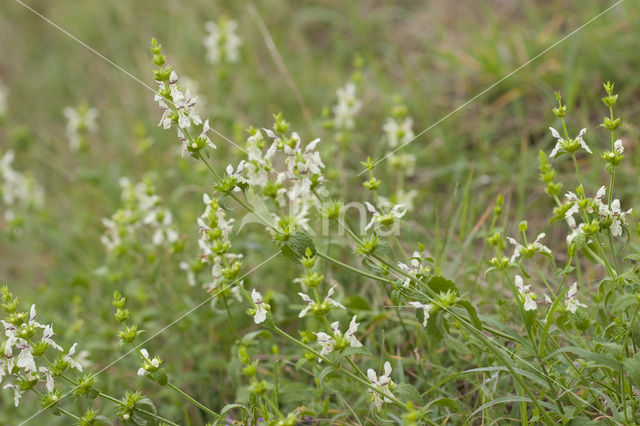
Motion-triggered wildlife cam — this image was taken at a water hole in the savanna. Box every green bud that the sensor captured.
[518,220,528,232]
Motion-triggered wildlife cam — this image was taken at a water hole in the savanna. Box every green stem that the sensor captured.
[167,381,223,420]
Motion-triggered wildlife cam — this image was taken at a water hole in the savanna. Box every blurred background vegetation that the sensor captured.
[1,0,639,423]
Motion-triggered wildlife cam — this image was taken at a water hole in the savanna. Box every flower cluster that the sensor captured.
[331,82,362,131]
[298,286,345,318]
[314,316,362,357]
[397,248,432,287]
[184,193,244,300]
[150,39,215,157]
[101,177,179,254]
[1,287,83,407]
[0,150,44,226]
[203,18,242,65]
[63,105,99,151]
[367,362,395,411]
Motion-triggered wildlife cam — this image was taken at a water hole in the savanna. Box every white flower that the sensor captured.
[63,106,99,151]
[565,282,587,313]
[514,275,537,311]
[383,117,414,148]
[225,160,247,191]
[251,289,268,324]
[204,19,242,65]
[4,383,23,407]
[408,301,433,326]
[549,127,591,158]
[614,139,624,155]
[367,361,395,411]
[39,367,55,392]
[137,348,162,376]
[0,150,45,218]
[342,316,363,348]
[332,82,362,130]
[41,324,63,351]
[364,202,407,232]
[16,342,36,373]
[608,199,632,237]
[298,286,345,318]
[314,332,335,357]
[64,343,83,372]
[507,233,551,263]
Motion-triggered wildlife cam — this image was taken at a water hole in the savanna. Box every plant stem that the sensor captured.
[167,381,223,420]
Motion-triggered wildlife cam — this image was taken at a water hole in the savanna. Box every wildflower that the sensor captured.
[383,117,414,148]
[603,199,632,237]
[41,325,63,351]
[313,316,362,359]
[16,341,36,372]
[364,202,407,232]
[3,383,23,407]
[64,343,84,372]
[566,216,586,245]
[251,289,269,324]
[39,367,55,392]
[137,348,162,376]
[298,286,345,318]
[63,106,99,151]
[408,301,433,326]
[314,332,335,357]
[549,127,591,158]
[0,150,45,222]
[615,139,624,154]
[332,82,362,130]
[506,233,551,263]
[367,361,395,411]
[565,282,587,313]
[398,251,431,287]
[514,275,537,311]
[204,19,242,65]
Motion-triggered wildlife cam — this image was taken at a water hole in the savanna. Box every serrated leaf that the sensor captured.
[425,397,458,411]
[454,300,482,330]
[131,397,157,425]
[547,346,622,371]
[623,355,640,386]
[342,346,371,357]
[610,293,638,313]
[393,383,424,405]
[426,275,458,295]
[281,230,316,263]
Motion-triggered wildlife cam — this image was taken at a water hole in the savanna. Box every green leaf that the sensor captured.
[467,396,557,419]
[546,346,622,371]
[425,397,458,411]
[610,293,638,313]
[219,403,250,417]
[148,368,167,386]
[237,189,276,231]
[454,300,482,330]
[623,355,640,386]
[623,254,640,262]
[281,230,316,263]
[346,295,371,311]
[426,275,458,295]
[393,383,424,405]
[342,346,371,357]
[131,397,157,425]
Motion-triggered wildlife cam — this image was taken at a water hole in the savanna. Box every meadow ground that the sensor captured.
[1,1,640,424]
